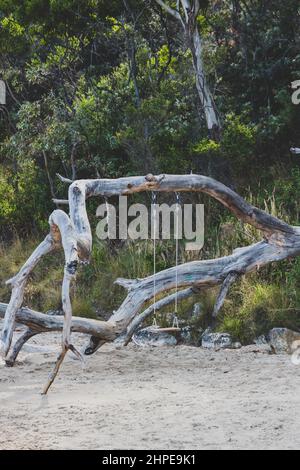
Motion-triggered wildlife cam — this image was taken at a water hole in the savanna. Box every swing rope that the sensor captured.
[173,192,180,329]
[151,191,181,330]
[152,192,158,327]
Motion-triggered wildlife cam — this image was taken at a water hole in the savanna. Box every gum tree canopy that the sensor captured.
[1,173,300,394]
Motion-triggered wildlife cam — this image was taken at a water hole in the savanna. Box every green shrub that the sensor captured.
[218,279,300,343]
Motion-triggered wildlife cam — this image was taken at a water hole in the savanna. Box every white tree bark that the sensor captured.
[0,235,55,357]
[191,27,220,138]
[154,0,221,139]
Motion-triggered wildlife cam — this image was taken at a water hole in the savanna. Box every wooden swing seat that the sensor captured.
[149,326,181,334]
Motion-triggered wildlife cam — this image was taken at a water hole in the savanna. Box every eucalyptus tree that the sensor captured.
[153,0,221,141]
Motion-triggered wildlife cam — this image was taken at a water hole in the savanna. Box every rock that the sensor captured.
[267,328,300,354]
[179,326,204,346]
[180,326,202,344]
[255,335,268,345]
[132,326,178,347]
[113,333,127,347]
[202,331,233,350]
[180,326,192,345]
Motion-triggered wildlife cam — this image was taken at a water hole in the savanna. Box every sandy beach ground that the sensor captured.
[0,326,300,450]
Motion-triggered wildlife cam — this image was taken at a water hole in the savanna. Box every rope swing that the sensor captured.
[150,191,181,332]
[152,191,158,327]
[133,192,182,346]
[172,192,181,329]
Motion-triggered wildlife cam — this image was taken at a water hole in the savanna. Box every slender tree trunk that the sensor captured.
[42,150,57,199]
[70,143,77,181]
[154,0,222,141]
[189,26,221,141]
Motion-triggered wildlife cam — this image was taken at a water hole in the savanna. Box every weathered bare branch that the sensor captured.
[5,328,38,367]
[42,210,82,393]
[212,272,239,319]
[43,151,57,200]
[154,0,182,20]
[0,303,118,339]
[0,235,55,357]
[52,199,69,205]
[82,174,293,237]
[56,173,73,184]
[86,237,300,355]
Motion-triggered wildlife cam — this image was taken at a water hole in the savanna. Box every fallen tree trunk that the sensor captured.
[0,303,118,339]
[1,173,300,393]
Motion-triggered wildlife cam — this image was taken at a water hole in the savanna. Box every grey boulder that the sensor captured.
[133,326,178,347]
[202,332,233,350]
[267,328,300,354]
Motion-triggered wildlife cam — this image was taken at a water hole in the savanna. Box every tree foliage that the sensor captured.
[0,0,299,236]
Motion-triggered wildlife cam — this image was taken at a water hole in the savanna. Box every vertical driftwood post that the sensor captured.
[42,210,83,395]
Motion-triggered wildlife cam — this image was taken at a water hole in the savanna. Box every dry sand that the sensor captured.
[0,327,300,450]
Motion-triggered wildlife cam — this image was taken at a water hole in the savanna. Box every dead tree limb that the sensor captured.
[52,199,69,205]
[0,303,120,339]
[41,210,84,394]
[1,173,300,392]
[212,272,239,319]
[56,173,73,184]
[5,328,38,367]
[0,235,55,357]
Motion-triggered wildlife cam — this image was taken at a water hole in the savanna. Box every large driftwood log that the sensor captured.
[1,173,300,393]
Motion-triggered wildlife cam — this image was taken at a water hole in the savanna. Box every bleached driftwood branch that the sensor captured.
[0,235,55,357]
[1,173,300,393]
